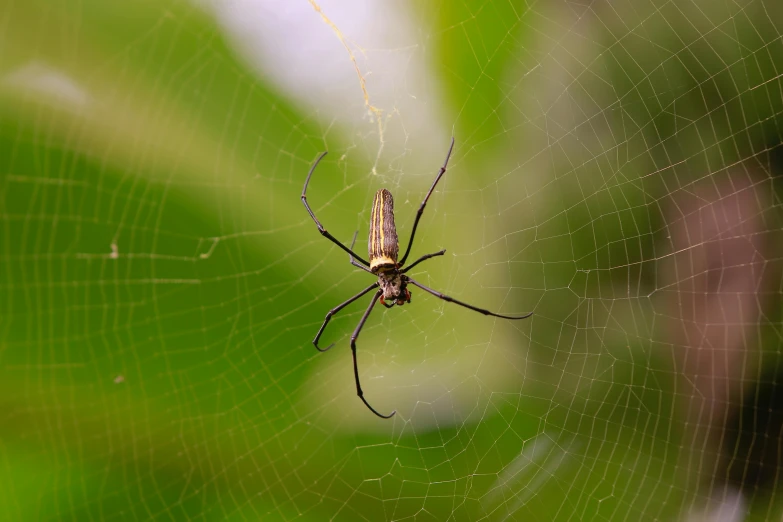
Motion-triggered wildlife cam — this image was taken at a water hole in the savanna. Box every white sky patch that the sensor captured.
[195,0,447,159]
[2,61,91,111]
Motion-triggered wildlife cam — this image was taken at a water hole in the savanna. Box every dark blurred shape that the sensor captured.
[724,365,783,495]
[721,139,783,498]
[770,141,783,177]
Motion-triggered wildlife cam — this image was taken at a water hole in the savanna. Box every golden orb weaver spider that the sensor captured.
[301,137,533,418]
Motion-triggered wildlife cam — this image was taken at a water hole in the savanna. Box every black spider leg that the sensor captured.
[301,151,371,266]
[351,290,396,419]
[398,137,455,266]
[313,282,379,352]
[347,230,373,274]
[401,249,446,274]
[405,277,533,320]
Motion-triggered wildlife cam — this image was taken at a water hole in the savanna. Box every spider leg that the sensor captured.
[350,258,372,273]
[348,230,373,274]
[398,137,455,266]
[401,249,446,274]
[351,290,396,419]
[405,277,533,320]
[313,282,379,352]
[301,151,371,266]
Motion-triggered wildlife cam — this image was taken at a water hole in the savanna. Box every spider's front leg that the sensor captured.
[301,151,371,266]
[398,137,455,266]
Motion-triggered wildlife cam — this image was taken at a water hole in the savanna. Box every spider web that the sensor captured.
[2,0,783,520]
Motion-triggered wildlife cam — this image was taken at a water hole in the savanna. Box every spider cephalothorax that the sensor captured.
[301,137,533,419]
[376,268,410,307]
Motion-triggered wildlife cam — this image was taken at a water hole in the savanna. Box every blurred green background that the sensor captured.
[2,0,783,520]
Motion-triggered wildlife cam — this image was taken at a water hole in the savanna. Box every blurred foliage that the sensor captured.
[1,0,783,520]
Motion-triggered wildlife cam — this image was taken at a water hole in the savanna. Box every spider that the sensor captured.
[301,137,533,419]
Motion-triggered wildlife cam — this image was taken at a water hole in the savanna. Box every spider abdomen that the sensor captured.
[369,188,399,272]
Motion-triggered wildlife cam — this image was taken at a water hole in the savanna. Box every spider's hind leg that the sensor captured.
[313,282,379,351]
[351,290,396,419]
[406,277,533,320]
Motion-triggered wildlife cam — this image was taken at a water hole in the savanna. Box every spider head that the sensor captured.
[377,269,410,306]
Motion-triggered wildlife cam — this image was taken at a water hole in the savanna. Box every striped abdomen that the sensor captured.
[369,188,399,272]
